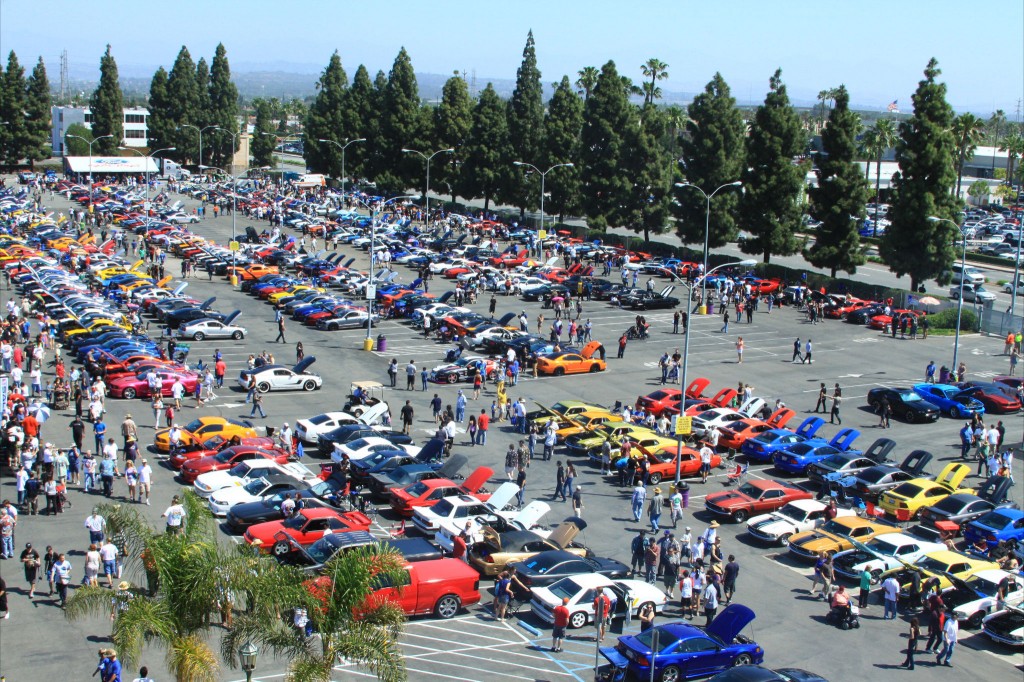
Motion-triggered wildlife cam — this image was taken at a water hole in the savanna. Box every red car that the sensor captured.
[243,507,373,554]
[389,466,494,518]
[179,445,291,484]
[169,437,277,470]
[704,480,813,523]
[490,252,529,268]
[824,298,875,320]
[743,277,782,294]
[717,408,796,450]
[956,381,1023,413]
[635,378,712,417]
[868,309,921,331]
[675,387,739,417]
[107,369,200,399]
[103,359,180,380]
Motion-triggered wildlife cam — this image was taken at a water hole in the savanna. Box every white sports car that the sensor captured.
[411,482,520,536]
[193,461,314,498]
[531,574,668,629]
[746,499,856,546]
[237,357,322,393]
[295,404,390,444]
[207,472,317,516]
[177,312,246,340]
[331,436,417,463]
[434,500,551,553]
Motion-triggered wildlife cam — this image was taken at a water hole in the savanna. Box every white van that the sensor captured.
[951,263,985,286]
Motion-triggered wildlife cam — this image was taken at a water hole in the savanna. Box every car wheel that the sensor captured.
[779,533,792,547]
[732,510,748,523]
[434,594,461,619]
[590,363,601,373]
[123,387,137,399]
[966,611,985,629]
[328,324,338,331]
[256,382,271,393]
[569,611,588,629]
[648,473,662,485]
[904,410,916,424]
[732,654,753,667]
[661,665,681,682]
[952,405,964,418]
[447,374,458,384]
[272,540,290,556]
[193,332,205,341]
[554,367,566,377]
[232,331,243,340]
[302,380,317,391]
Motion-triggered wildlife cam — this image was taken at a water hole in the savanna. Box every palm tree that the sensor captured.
[989,109,1007,176]
[1001,132,1024,187]
[952,113,986,198]
[863,118,898,236]
[222,545,408,682]
[640,58,669,106]
[575,66,599,100]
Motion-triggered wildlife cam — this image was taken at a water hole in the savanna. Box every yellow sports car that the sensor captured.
[527,400,606,429]
[878,463,974,519]
[154,417,258,452]
[266,285,322,304]
[788,516,902,561]
[554,410,623,442]
[892,550,998,593]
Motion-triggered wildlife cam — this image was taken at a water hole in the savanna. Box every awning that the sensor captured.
[64,156,159,173]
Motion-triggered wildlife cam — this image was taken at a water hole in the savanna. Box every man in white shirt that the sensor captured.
[699,444,715,483]
[102,438,119,461]
[137,459,153,505]
[84,509,107,544]
[702,577,720,627]
[162,495,186,534]
[15,467,28,505]
[937,609,958,666]
[881,574,900,620]
[98,540,119,588]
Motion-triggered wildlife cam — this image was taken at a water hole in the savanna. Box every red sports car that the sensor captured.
[824,298,875,319]
[179,445,291,484]
[717,408,796,450]
[107,369,199,400]
[389,466,493,517]
[169,437,278,470]
[243,507,373,554]
[704,480,813,523]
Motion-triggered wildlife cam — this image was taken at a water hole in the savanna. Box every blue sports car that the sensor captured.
[741,417,825,462]
[772,428,861,475]
[964,508,1024,551]
[912,383,986,418]
[609,604,764,681]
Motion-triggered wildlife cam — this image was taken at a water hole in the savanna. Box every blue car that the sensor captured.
[912,383,986,418]
[964,508,1024,551]
[608,604,764,681]
[772,428,862,475]
[741,417,825,462]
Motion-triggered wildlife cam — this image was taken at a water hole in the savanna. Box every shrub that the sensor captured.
[927,306,979,331]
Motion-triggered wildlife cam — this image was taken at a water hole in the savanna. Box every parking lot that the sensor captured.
[1,179,1022,682]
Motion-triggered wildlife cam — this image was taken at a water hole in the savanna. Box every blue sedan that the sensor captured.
[608,604,764,681]
[741,417,825,462]
[912,383,986,418]
[964,508,1024,551]
[772,428,861,474]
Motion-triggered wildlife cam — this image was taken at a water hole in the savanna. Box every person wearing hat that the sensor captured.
[20,541,40,597]
[551,596,570,652]
[101,649,122,682]
[701,521,719,554]
[111,581,133,621]
[120,414,137,453]
[648,486,665,532]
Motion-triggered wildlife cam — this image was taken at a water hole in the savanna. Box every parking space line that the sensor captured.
[411,621,515,643]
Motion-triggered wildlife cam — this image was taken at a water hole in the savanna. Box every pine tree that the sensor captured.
[458,84,510,211]
[880,58,959,291]
[207,43,240,169]
[502,31,545,215]
[433,73,473,202]
[166,47,201,163]
[543,75,584,222]
[194,57,211,133]
[88,45,123,155]
[23,57,51,166]
[303,52,348,176]
[738,69,805,263]
[0,52,28,164]
[673,73,745,247]
[617,105,672,245]
[377,48,422,195]
[580,61,632,230]
[250,100,277,167]
[806,85,868,277]
[145,67,174,158]
[340,65,376,181]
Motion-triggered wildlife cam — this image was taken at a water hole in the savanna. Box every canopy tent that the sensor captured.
[63,156,159,174]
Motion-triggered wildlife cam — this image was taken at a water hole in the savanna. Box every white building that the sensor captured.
[51,106,150,154]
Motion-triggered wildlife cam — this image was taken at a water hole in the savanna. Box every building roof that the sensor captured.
[64,156,159,173]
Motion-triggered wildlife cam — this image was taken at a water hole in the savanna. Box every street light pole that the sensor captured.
[402,148,454,226]
[929,216,968,373]
[118,145,175,211]
[180,124,220,168]
[319,138,365,200]
[513,161,575,236]
[67,133,113,212]
[676,181,743,312]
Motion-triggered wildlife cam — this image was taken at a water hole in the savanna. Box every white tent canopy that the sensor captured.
[63,156,159,174]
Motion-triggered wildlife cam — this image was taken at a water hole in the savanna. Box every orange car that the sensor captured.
[667,387,738,417]
[231,264,280,281]
[627,444,722,484]
[717,408,796,450]
[536,341,606,376]
[154,416,258,452]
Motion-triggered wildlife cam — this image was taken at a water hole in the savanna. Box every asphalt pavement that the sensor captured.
[1,179,1022,682]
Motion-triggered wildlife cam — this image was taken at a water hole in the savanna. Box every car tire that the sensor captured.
[447,374,458,384]
[569,611,588,629]
[434,594,461,619]
[779,533,792,547]
[732,654,753,667]
[193,332,205,340]
[966,611,985,629]
[648,473,662,485]
[732,510,748,523]
[661,665,682,682]
[232,331,244,340]
[272,540,290,556]
[554,367,565,377]
[905,410,916,424]
[122,388,137,399]
[303,380,317,391]
[590,363,601,373]
[256,382,271,393]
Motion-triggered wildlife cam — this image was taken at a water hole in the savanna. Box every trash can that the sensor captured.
[678,481,690,508]
[698,305,707,315]
[706,300,714,315]
[362,337,374,352]
[377,334,387,352]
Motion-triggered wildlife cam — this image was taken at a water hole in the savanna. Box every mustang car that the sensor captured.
[237,356,322,393]
[746,499,856,546]
[704,481,813,524]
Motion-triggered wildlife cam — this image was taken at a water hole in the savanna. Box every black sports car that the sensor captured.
[521,283,570,303]
[509,549,629,589]
[867,387,941,423]
[619,285,680,310]
[844,304,887,325]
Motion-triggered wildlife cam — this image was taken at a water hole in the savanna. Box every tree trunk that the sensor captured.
[643,225,650,248]
[483,194,490,211]
[762,251,771,264]
[874,158,883,238]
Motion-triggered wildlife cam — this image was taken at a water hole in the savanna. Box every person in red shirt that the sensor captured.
[22,413,38,440]
[551,597,570,652]
[593,591,611,642]
[476,409,489,446]
[214,359,227,389]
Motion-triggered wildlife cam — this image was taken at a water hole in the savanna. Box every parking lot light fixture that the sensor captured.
[179,124,220,168]
[238,641,258,682]
[403,148,454,226]
[676,181,743,311]
[929,216,967,371]
[67,133,113,211]
[119,145,175,210]
[514,161,574,236]
[320,138,366,200]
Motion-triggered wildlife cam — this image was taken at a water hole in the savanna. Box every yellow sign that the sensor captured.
[537,230,548,240]
[229,240,240,252]
[674,416,692,435]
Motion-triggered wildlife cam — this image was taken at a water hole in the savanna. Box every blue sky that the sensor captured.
[3,0,1022,112]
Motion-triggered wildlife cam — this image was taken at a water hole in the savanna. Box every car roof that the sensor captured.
[784,499,825,512]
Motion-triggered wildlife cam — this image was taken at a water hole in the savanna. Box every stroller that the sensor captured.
[625,323,650,341]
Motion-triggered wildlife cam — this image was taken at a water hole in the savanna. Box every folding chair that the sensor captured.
[725,463,748,486]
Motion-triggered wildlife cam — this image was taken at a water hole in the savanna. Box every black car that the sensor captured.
[708,666,830,682]
[509,549,630,589]
[867,387,941,423]
[366,453,466,498]
[619,285,680,310]
[165,306,232,329]
[521,283,570,303]
[277,530,442,571]
[844,304,888,325]
[349,438,446,482]
[223,477,345,532]
[592,283,633,301]
[316,425,413,456]
[918,476,1014,528]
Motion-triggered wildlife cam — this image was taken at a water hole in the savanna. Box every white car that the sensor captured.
[411,482,520,536]
[207,471,318,516]
[193,460,314,498]
[746,499,856,546]
[691,398,765,437]
[982,603,1024,647]
[315,309,377,331]
[434,500,550,553]
[429,258,476,275]
[832,533,946,583]
[164,211,200,224]
[467,326,526,350]
[237,357,322,393]
[531,574,668,629]
[331,436,417,463]
[947,569,1024,629]
[295,404,389,444]
[177,313,246,341]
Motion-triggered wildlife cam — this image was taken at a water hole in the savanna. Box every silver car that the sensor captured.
[177,311,245,340]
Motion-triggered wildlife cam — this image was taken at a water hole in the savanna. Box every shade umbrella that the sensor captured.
[27,401,51,423]
[917,296,940,306]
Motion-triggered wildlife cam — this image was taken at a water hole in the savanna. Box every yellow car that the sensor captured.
[564,423,658,457]
[877,463,974,520]
[554,410,623,443]
[467,518,589,577]
[266,285,323,304]
[62,319,129,337]
[788,516,902,561]
[527,400,605,429]
[154,417,258,452]
[536,341,607,376]
[892,550,999,593]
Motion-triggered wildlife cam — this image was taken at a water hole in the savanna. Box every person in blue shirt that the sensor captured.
[94,420,107,455]
[102,650,122,682]
[959,423,974,460]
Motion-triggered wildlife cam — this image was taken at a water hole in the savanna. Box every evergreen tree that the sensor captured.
[806,85,868,277]
[88,45,123,155]
[63,123,93,156]
[0,52,27,164]
[23,57,51,166]
[580,61,632,230]
[879,58,959,290]
[145,67,174,157]
[166,47,201,163]
[673,73,745,247]
[377,48,422,195]
[738,69,805,263]
[502,31,545,215]
[341,65,376,181]
[194,57,211,131]
[250,100,277,167]
[207,43,240,169]
[617,105,672,245]
[433,73,473,202]
[303,52,348,177]
[458,84,510,210]
[543,75,584,222]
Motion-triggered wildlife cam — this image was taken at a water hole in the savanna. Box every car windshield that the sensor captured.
[756,432,782,443]
[305,538,337,565]
[214,449,239,463]
[820,455,849,469]
[865,538,902,556]
[819,519,854,536]
[282,513,307,530]
[308,414,332,425]
[974,510,1015,530]
[404,481,429,497]
[183,418,204,432]
[346,438,373,451]
[963,574,1001,596]
[242,478,269,494]
[917,556,954,573]
[429,499,456,517]
[891,483,924,498]
[547,577,585,602]
[737,483,759,497]
[776,504,807,522]
[898,391,923,402]
[227,463,249,477]
[633,626,681,653]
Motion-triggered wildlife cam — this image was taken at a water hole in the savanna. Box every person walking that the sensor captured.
[274,316,286,344]
[405,360,417,391]
[49,552,72,608]
[803,338,813,364]
[792,338,803,363]
[937,609,958,667]
[562,462,577,500]
[387,359,398,388]
[882,574,900,620]
[631,482,647,522]
[814,383,828,413]
[720,310,729,334]
[400,400,414,435]
[735,337,744,363]
[829,384,843,425]
[551,597,570,652]
[702,575,720,627]
[249,390,266,418]
[723,555,740,604]
[555,461,566,501]
[900,617,921,670]
[648,487,664,532]
[617,333,627,359]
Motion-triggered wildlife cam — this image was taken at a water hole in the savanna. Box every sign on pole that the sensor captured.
[0,376,7,409]
[674,416,692,435]
[228,240,240,252]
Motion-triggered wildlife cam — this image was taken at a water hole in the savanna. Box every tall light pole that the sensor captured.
[179,124,220,168]
[66,133,113,211]
[676,181,743,312]
[319,138,365,200]
[929,216,969,373]
[669,259,757,486]
[202,164,269,286]
[402,147,454,226]
[513,161,574,236]
[118,145,175,211]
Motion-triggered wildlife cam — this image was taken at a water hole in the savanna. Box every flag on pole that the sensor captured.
[887,99,899,113]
